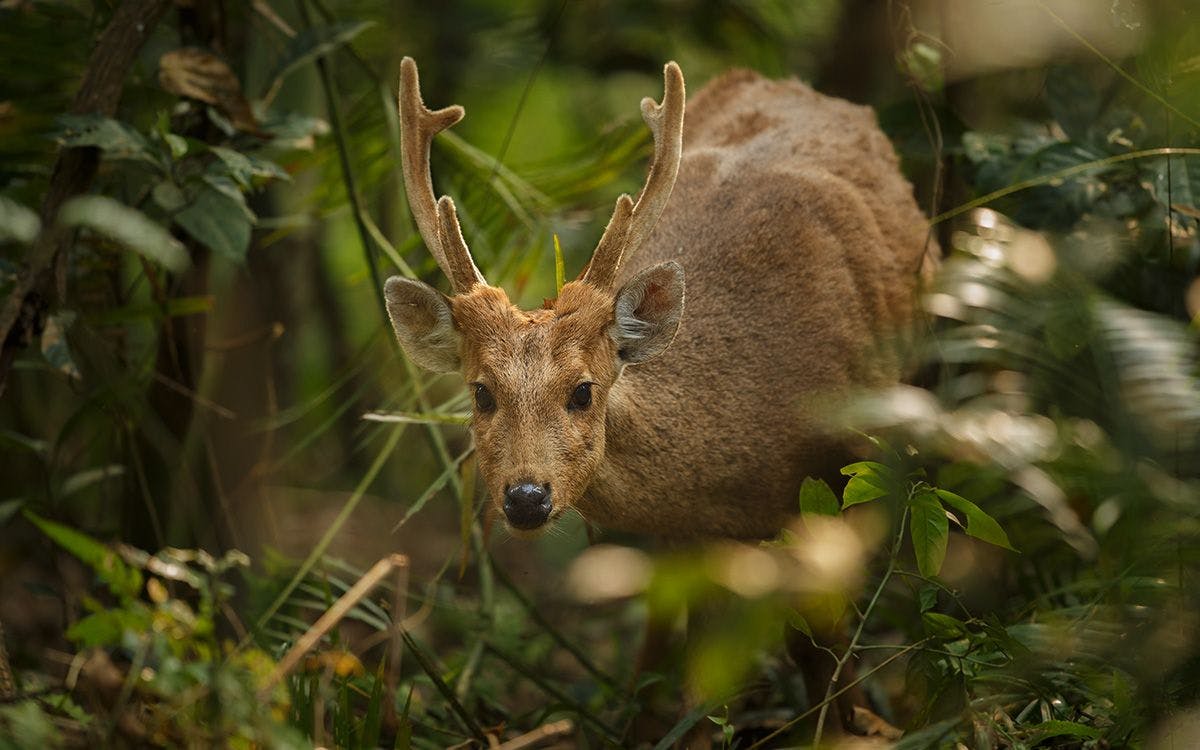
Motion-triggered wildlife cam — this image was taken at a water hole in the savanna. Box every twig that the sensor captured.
[812,507,910,746]
[745,639,930,750]
[495,719,575,750]
[258,553,409,698]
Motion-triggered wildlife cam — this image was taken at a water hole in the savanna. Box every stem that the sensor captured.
[745,639,930,750]
[812,506,909,746]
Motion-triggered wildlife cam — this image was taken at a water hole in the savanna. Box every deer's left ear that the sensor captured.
[611,261,685,364]
[384,276,461,372]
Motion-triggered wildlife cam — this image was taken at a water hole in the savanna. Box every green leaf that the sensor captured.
[67,608,146,648]
[1026,720,1102,740]
[55,114,162,169]
[799,477,840,516]
[151,180,187,212]
[918,583,938,613]
[909,490,949,577]
[786,610,813,638]
[934,489,1017,551]
[209,146,290,189]
[174,178,254,262]
[0,195,41,245]
[921,611,966,639]
[58,195,190,273]
[24,510,142,599]
[840,461,894,506]
[267,21,374,91]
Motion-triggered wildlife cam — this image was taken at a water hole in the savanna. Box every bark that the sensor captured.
[0,0,172,397]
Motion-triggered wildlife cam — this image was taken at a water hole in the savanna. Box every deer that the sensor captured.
[385,57,933,740]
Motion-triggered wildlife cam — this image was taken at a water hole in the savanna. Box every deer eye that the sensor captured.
[473,383,496,413]
[568,382,593,411]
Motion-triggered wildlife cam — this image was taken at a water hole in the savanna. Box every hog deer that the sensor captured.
[385,58,931,539]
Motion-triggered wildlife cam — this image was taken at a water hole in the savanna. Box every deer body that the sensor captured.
[386,61,931,540]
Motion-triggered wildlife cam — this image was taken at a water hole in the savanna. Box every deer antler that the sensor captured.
[582,61,686,290]
[399,56,486,293]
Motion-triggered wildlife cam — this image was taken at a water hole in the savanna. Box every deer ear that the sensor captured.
[384,276,461,372]
[611,261,685,364]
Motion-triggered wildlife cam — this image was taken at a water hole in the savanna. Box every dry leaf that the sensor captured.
[158,48,261,134]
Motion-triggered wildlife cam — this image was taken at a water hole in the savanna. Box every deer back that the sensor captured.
[583,70,933,538]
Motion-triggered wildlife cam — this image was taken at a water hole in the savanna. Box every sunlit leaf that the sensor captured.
[934,488,1017,551]
[58,195,190,273]
[909,490,949,577]
[841,461,893,507]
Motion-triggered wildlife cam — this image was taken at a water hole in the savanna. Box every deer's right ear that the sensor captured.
[384,276,461,372]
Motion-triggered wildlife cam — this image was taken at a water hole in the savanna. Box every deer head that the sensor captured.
[384,58,686,534]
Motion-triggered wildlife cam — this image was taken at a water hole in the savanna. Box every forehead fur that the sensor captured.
[449,281,617,376]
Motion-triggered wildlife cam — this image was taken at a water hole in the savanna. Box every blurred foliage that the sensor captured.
[1,0,1200,748]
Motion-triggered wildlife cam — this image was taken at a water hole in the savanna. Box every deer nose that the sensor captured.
[503,482,552,530]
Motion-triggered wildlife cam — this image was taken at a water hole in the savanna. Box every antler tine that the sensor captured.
[399,56,486,293]
[582,61,686,290]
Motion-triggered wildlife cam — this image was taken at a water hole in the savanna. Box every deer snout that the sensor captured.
[503,482,552,530]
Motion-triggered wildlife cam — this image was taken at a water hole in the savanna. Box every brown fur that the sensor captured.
[388,68,933,540]
[583,70,931,537]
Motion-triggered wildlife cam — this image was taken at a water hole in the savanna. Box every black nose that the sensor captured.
[503,482,552,530]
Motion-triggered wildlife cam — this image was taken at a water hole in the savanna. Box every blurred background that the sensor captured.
[1,0,1199,747]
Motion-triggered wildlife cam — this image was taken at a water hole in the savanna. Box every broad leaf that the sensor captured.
[209,146,290,189]
[174,178,254,262]
[1026,720,1102,741]
[841,461,893,507]
[24,511,142,599]
[934,489,1017,551]
[909,490,949,577]
[921,611,966,639]
[58,195,190,273]
[799,477,840,516]
[55,114,162,169]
